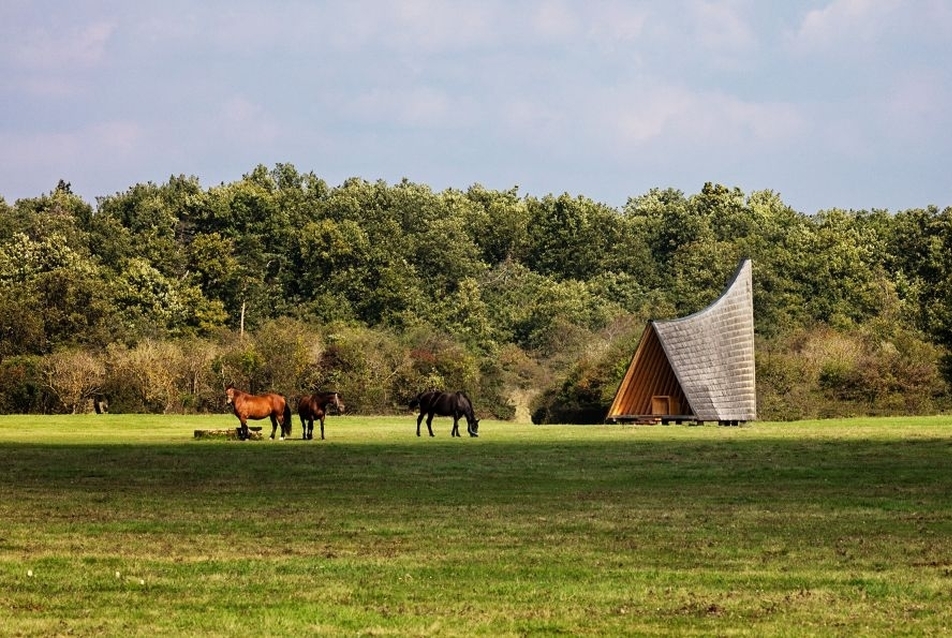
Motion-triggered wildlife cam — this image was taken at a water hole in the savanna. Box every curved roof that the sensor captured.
[607,258,756,422]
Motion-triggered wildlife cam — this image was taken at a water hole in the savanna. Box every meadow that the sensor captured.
[2,413,952,637]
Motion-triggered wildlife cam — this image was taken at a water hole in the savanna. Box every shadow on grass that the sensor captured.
[4,436,952,512]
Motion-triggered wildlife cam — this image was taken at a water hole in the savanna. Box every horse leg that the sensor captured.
[319,415,325,440]
[425,413,435,437]
[238,418,249,441]
[269,415,279,440]
[416,413,425,437]
[451,416,460,437]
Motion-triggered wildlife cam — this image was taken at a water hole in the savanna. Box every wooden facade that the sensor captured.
[607,259,757,425]
[607,323,691,424]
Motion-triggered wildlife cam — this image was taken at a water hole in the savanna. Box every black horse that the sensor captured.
[410,390,479,438]
[298,391,344,440]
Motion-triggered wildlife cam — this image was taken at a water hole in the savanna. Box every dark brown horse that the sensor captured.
[225,384,293,441]
[410,390,479,438]
[297,391,344,440]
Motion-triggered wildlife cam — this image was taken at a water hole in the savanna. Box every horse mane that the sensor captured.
[454,391,475,413]
[319,391,338,409]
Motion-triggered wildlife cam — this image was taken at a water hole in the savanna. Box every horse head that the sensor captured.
[225,384,236,404]
[329,392,345,415]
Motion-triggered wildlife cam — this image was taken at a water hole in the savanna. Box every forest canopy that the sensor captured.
[1,166,950,420]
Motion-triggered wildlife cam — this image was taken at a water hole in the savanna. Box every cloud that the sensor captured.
[388,0,497,50]
[501,97,567,150]
[788,0,903,53]
[587,3,649,43]
[493,73,807,172]
[531,1,579,40]
[690,1,756,54]
[880,69,951,143]
[13,20,115,70]
[607,84,804,150]
[0,119,145,203]
[348,86,464,129]
[88,120,145,156]
[320,1,500,53]
[2,0,950,214]
[612,85,695,145]
[215,96,281,145]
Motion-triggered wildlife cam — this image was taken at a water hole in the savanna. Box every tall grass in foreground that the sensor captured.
[2,414,952,636]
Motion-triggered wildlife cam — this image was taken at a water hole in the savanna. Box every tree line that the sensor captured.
[1,165,950,420]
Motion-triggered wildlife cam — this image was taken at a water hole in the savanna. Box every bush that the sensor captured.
[0,356,47,413]
[42,348,106,413]
[757,325,949,419]
[320,325,413,414]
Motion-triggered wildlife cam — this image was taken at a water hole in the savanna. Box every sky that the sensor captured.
[2,1,951,215]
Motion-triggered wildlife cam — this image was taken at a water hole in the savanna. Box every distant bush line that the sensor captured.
[1,168,950,419]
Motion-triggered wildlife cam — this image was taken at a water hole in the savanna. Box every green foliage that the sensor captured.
[0,232,117,353]
[530,317,644,424]
[525,193,622,282]
[886,206,952,345]
[319,325,413,414]
[1,168,951,419]
[460,184,530,265]
[753,326,949,420]
[0,356,47,412]
[250,317,321,397]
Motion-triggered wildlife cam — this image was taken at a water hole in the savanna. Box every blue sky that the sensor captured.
[2,0,950,214]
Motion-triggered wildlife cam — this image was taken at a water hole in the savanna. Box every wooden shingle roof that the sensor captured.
[607,259,756,423]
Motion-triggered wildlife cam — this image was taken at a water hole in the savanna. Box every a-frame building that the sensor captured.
[606,259,756,425]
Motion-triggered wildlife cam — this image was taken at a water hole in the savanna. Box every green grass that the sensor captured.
[3,414,952,636]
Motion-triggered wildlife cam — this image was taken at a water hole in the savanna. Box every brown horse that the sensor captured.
[298,391,344,440]
[225,384,293,441]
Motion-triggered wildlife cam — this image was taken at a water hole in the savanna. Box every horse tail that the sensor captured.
[283,398,293,436]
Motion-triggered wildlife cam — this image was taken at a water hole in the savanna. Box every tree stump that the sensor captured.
[193,426,263,440]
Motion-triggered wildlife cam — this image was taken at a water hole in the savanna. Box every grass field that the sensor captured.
[3,413,952,637]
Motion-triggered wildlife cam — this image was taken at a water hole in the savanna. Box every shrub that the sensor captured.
[0,356,47,413]
[42,348,105,413]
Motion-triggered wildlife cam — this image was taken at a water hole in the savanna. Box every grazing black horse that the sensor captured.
[298,391,344,440]
[410,390,479,438]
